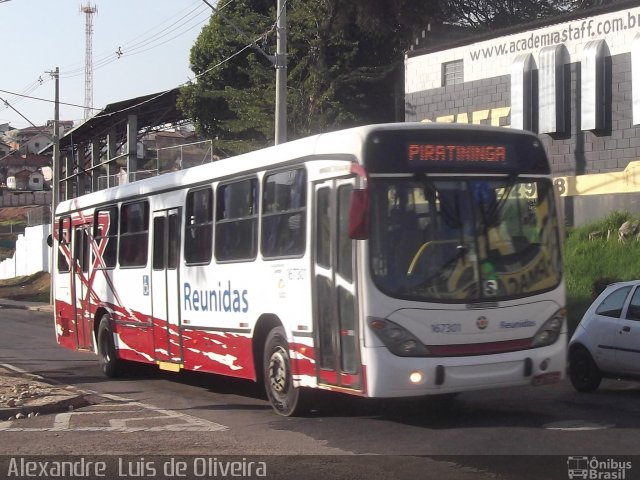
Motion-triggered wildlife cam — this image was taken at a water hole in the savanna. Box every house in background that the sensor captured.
[0,140,11,158]
[3,121,73,155]
[0,153,50,189]
[6,169,44,191]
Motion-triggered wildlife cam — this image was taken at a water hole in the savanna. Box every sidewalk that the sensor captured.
[0,364,88,421]
[0,300,86,420]
[0,298,53,313]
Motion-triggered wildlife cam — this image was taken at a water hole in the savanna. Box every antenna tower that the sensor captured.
[80,2,97,120]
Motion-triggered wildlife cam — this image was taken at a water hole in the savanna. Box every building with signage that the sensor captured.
[404,1,640,225]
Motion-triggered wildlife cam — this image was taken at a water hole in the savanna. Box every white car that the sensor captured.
[569,280,640,392]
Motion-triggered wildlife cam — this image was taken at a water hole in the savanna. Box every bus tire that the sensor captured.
[569,347,601,392]
[263,326,308,416]
[97,314,122,378]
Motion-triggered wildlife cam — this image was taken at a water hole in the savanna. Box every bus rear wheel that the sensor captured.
[263,326,308,416]
[97,314,123,378]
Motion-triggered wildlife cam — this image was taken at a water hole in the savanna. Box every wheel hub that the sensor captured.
[269,347,288,394]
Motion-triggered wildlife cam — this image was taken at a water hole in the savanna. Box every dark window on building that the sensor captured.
[185,187,213,264]
[94,206,118,268]
[442,59,463,86]
[57,217,71,272]
[215,178,258,261]
[261,168,306,258]
[119,201,149,267]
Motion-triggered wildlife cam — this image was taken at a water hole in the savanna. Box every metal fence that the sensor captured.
[26,205,51,226]
[157,140,215,171]
[94,140,215,189]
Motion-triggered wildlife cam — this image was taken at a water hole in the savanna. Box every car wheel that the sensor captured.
[569,347,602,392]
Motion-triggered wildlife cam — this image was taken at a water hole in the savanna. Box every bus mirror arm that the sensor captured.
[348,188,369,240]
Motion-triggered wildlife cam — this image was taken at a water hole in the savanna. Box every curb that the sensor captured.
[0,302,53,313]
[0,364,90,421]
[0,393,90,420]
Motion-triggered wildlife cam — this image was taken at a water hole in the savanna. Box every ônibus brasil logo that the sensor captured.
[567,456,631,479]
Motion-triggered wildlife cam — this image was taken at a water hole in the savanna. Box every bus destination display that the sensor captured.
[407,143,508,164]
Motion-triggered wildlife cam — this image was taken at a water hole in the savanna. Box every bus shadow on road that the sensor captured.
[299,391,559,429]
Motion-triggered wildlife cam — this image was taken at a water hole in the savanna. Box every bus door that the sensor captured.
[313,178,362,390]
[71,222,93,350]
[151,208,182,365]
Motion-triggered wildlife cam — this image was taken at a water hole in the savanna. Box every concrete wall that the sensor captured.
[0,224,50,279]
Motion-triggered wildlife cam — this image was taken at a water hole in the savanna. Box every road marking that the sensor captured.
[0,393,228,433]
[544,420,613,431]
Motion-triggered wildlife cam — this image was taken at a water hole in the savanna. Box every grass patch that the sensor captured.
[0,272,50,302]
[564,211,640,334]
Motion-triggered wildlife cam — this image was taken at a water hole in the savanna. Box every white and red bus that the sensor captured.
[53,123,566,416]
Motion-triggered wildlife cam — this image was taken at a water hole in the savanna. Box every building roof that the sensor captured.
[14,125,52,137]
[13,169,34,179]
[1,153,50,168]
[41,87,185,155]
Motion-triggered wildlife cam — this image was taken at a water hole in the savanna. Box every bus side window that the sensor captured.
[119,201,149,267]
[215,178,258,262]
[94,206,118,268]
[261,168,306,258]
[184,187,213,264]
[57,217,71,272]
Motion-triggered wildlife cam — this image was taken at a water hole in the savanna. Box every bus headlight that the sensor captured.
[368,318,430,357]
[530,309,565,348]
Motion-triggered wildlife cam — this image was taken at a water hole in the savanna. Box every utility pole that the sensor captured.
[201,0,287,145]
[49,67,60,305]
[274,0,287,145]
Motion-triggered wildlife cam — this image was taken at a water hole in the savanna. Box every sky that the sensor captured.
[0,0,212,129]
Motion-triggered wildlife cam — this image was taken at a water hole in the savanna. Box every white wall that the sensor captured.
[0,224,51,279]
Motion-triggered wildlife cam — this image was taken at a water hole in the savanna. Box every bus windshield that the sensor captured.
[369,176,562,302]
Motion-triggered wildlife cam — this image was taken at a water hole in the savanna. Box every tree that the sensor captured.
[178,1,275,153]
[179,0,437,153]
[179,0,608,153]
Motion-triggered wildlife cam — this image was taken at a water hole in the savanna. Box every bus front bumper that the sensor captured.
[363,335,567,398]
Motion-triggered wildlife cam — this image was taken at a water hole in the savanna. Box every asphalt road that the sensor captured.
[1,307,640,480]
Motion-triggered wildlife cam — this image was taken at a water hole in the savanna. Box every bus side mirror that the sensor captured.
[46,234,53,247]
[348,189,369,239]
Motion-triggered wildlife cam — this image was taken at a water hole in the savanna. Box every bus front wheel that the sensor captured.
[97,314,123,378]
[263,326,308,416]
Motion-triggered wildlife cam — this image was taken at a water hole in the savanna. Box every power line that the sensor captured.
[2,1,214,123]
[59,2,211,79]
[0,89,98,111]
[2,0,254,126]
